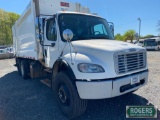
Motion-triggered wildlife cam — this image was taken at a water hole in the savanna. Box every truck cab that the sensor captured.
[12,0,149,119]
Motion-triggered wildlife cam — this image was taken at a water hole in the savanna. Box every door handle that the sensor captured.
[51,43,55,47]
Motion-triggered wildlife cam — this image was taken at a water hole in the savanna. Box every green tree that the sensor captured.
[0,9,20,45]
[141,34,154,39]
[115,33,124,41]
[123,29,136,43]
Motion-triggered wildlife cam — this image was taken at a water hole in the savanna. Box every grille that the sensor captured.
[114,52,146,74]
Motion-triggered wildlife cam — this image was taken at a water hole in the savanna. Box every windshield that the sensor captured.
[58,14,114,41]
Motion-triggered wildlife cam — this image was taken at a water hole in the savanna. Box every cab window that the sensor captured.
[46,19,57,41]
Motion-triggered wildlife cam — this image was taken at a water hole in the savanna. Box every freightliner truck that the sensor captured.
[12,0,149,119]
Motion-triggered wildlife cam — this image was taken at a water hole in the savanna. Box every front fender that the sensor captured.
[63,53,112,80]
[52,59,76,80]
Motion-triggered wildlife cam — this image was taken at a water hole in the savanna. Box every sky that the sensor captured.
[0,0,159,36]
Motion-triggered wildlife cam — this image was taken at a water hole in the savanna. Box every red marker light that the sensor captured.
[61,2,69,7]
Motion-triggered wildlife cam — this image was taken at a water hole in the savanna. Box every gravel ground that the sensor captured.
[0,51,160,120]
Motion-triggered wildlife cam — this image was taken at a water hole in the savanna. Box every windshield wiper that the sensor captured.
[72,35,111,41]
[91,36,110,39]
[76,36,93,40]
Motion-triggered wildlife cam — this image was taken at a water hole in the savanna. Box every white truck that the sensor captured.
[12,0,149,119]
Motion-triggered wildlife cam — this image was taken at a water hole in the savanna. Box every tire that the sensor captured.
[20,60,30,79]
[53,71,88,119]
[16,59,21,75]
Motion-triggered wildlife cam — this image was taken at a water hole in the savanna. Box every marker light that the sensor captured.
[61,2,69,7]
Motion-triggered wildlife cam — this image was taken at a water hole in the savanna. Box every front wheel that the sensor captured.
[53,71,88,119]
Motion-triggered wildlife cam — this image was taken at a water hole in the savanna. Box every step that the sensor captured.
[44,69,52,73]
[40,79,51,88]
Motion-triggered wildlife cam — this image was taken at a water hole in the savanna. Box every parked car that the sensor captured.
[0,48,14,59]
[5,46,14,53]
[135,40,144,46]
[0,49,7,54]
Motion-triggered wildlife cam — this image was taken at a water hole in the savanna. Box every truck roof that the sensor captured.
[56,11,101,18]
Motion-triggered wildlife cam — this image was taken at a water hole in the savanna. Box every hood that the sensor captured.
[63,39,147,79]
[72,39,145,53]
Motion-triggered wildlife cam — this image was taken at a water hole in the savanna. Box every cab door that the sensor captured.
[44,18,59,68]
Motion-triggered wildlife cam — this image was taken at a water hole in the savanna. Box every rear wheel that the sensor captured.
[15,58,21,75]
[20,60,30,79]
[53,71,87,119]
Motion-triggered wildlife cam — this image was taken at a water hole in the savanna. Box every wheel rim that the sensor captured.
[58,84,70,106]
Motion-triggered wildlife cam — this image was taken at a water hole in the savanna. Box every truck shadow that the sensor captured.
[147,50,160,52]
[0,71,159,120]
[78,94,160,120]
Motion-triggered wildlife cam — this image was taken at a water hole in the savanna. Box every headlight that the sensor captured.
[78,63,105,73]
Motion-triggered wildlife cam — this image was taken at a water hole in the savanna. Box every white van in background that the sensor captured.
[144,38,160,50]
[135,37,160,50]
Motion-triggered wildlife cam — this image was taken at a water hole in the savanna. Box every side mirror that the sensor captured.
[63,29,73,41]
[109,24,114,36]
[108,22,114,37]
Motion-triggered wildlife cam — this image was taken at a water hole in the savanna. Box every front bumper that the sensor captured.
[76,70,148,99]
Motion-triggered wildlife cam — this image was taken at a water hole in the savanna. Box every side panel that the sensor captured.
[14,1,38,60]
